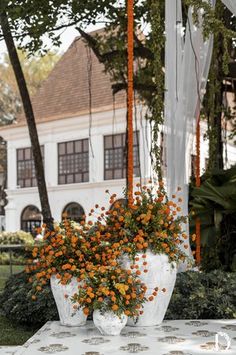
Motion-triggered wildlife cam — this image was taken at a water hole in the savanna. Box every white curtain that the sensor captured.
[164,0,183,197]
[221,0,236,16]
[164,1,215,269]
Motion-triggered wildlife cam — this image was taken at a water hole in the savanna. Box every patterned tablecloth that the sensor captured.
[14,319,236,355]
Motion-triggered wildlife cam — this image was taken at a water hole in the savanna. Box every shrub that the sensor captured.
[0,231,34,245]
[189,167,236,271]
[165,270,236,320]
[0,271,59,326]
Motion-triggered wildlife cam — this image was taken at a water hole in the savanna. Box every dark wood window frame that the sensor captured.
[58,138,89,185]
[104,131,140,180]
[62,202,85,223]
[21,205,42,235]
[17,146,44,188]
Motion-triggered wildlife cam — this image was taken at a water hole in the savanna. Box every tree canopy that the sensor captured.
[0,49,60,125]
[0,0,235,171]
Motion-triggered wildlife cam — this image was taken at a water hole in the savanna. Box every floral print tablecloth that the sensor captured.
[13,320,236,355]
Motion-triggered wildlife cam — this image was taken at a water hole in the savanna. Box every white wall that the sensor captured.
[2,106,152,231]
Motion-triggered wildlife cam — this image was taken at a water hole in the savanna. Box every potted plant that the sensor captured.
[26,218,91,327]
[72,265,146,335]
[89,182,190,326]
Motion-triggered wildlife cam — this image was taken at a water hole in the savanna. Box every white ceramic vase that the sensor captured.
[93,310,127,335]
[122,251,177,327]
[50,275,87,327]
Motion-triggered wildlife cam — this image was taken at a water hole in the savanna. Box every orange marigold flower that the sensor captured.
[112,304,119,311]
[83,307,90,315]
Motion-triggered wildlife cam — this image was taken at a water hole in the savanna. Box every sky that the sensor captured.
[0,23,104,61]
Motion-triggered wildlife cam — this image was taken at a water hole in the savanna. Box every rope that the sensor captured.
[127,0,134,206]
[196,115,201,265]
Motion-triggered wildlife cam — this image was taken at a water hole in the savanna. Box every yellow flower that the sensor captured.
[115,283,129,295]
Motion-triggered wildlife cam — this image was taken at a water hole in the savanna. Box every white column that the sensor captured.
[7,142,17,189]
[89,134,104,183]
[44,142,58,187]
[5,197,18,231]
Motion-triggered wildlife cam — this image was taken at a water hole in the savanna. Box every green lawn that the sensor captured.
[0,264,25,291]
[0,315,37,346]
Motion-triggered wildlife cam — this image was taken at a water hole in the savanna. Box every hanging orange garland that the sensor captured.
[127,0,134,206]
[195,115,201,265]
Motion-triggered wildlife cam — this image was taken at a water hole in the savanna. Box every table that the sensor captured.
[15,319,236,354]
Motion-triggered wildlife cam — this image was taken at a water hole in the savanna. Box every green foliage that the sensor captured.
[0,271,58,326]
[0,79,21,124]
[0,50,60,125]
[166,270,236,320]
[0,230,34,245]
[189,167,236,271]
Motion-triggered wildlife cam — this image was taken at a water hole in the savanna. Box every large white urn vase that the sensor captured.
[122,251,177,327]
[50,275,87,327]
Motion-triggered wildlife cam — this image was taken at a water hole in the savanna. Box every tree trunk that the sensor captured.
[213,82,224,170]
[0,11,53,229]
[207,30,224,173]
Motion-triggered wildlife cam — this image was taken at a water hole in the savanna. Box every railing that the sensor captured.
[0,244,28,276]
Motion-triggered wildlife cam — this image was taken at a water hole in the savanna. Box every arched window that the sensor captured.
[62,202,85,223]
[110,198,127,211]
[21,205,42,235]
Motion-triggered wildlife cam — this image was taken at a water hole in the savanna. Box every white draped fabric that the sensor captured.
[164,1,215,268]
[222,0,236,16]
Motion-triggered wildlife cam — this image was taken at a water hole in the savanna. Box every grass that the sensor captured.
[0,264,24,291]
[0,315,37,346]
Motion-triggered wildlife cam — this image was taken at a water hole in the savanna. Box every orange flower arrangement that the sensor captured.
[89,182,188,264]
[26,219,89,294]
[72,265,146,318]
[27,181,189,313]
[26,218,124,299]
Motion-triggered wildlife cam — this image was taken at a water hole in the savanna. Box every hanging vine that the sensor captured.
[147,0,165,181]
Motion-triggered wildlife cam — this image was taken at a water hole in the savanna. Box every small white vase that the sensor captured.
[122,251,177,327]
[50,275,87,327]
[93,310,127,335]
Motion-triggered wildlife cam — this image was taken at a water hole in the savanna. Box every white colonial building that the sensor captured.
[0,34,235,234]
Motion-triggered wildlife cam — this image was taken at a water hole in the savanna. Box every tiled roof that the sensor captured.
[16,31,126,126]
